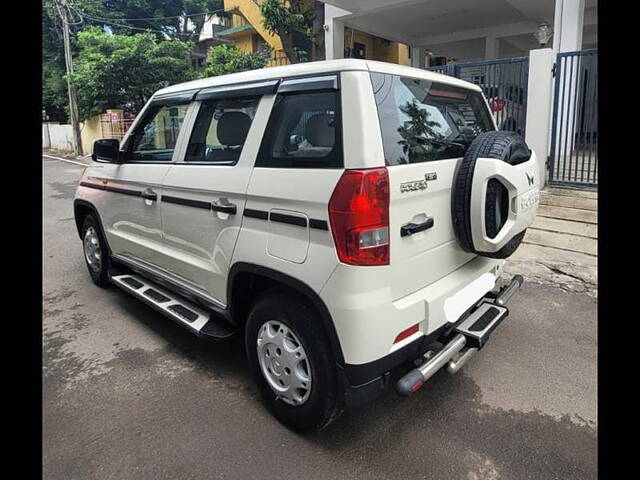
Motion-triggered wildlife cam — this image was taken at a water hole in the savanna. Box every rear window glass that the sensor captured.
[370,73,494,165]
[256,90,342,169]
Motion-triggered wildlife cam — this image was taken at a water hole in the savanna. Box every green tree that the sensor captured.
[71,28,196,119]
[72,0,224,41]
[42,0,224,121]
[259,0,313,63]
[43,1,73,122]
[202,44,270,77]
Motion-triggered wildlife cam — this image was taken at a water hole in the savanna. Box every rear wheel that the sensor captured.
[245,289,344,431]
[81,214,110,287]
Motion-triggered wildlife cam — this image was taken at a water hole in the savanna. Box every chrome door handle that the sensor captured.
[211,199,237,215]
[141,189,157,201]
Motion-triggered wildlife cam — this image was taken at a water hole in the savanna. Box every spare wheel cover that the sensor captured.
[452,130,532,258]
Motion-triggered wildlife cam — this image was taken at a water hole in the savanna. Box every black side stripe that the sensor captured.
[243,208,269,220]
[79,181,141,197]
[79,181,330,231]
[270,212,307,227]
[309,219,329,231]
[161,195,210,210]
[243,208,328,231]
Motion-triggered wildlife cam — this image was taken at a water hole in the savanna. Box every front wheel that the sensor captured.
[81,214,110,287]
[245,289,344,431]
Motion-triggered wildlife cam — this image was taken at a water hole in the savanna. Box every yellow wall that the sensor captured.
[225,0,283,51]
[80,115,102,156]
[345,27,410,66]
[230,13,249,28]
[229,20,290,67]
[232,31,254,53]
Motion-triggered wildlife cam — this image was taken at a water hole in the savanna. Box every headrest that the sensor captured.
[305,113,335,147]
[217,111,251,146]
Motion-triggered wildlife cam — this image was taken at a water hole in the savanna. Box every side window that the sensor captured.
[256,90,342,169]
[127,104,189,162]
[184,97,259,164]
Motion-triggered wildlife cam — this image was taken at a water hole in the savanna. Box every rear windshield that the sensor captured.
[370,73,495,165]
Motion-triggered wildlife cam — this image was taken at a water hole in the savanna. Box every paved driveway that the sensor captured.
[43,156,597,480]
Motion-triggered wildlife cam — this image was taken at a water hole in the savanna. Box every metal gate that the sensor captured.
[549,49,598,186]
[429,57,529,136]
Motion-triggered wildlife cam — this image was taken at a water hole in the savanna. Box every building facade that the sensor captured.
[218,0,411,66]
[322,0,597,66]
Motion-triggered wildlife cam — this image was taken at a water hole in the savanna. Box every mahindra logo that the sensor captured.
[526,172,535,186]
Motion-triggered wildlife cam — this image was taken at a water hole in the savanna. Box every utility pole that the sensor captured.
[55,0,83,156]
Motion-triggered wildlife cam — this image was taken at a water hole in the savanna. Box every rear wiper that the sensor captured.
[429,138,467,149]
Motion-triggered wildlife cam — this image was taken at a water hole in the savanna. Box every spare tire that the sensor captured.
[452,131,532,259]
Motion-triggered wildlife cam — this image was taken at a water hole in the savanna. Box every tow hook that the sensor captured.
[396,274,524,397]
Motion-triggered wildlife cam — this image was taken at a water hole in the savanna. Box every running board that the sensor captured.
[454,303,508,349]
[110,273,235,340]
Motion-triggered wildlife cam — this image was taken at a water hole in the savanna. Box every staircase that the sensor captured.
[504,186,597,295]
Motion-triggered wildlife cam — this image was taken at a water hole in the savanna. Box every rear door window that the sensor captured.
[256,90,342,168]
[370,73,494,165]
[184,97,259,165]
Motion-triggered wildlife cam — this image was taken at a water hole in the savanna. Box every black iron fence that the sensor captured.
[549,49,598,187]
[429,56,529,136]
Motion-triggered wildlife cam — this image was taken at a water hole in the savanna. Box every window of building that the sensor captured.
[184,97,259,164]
[256,91,342,169]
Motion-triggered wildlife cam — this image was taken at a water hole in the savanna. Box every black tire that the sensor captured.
[452,130,531,259]
[245,288,344,431]
[81,214,110,287]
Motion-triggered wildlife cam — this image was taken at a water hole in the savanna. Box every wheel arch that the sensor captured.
[73,199,112,255]
[227,262,345,366]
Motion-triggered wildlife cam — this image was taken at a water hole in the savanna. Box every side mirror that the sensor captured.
[92,139,120,163]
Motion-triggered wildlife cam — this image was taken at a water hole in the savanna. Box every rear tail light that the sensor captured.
[490,99,506,112]
[328,168,390,266]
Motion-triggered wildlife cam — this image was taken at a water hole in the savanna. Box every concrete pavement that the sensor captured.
[43,156,597,480]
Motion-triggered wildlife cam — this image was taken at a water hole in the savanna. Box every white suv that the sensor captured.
[74,59,539,430]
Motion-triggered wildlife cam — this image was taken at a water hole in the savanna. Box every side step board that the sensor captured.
[110,273,235,340]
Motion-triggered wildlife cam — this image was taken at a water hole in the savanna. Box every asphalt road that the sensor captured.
[43,156,597,480]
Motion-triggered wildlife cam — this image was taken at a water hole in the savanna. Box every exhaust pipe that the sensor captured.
[396,334,467,396]
[495,274,523,306]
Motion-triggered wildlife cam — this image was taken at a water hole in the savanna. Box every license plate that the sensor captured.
[443,272,496,323]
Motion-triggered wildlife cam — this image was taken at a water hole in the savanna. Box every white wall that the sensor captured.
[43,123,74,152]
[324,4,350,60]
[524,48,555,188]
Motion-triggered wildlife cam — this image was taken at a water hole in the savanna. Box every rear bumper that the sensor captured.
[396,275,523,396]
[339,274,523,407]
[339,324,447,407]
[320,255,506,366]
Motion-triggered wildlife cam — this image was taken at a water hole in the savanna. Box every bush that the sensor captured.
[202,44,270,77]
